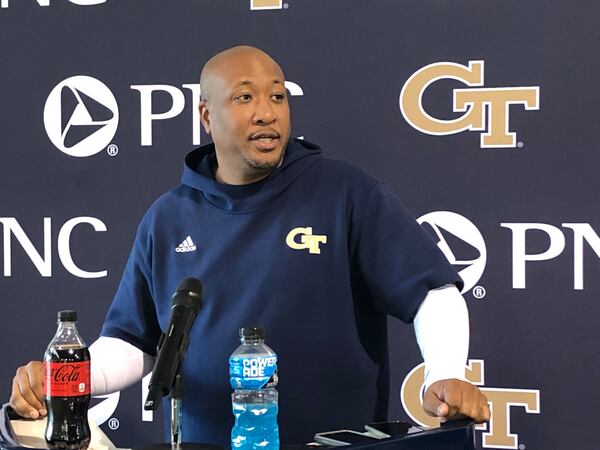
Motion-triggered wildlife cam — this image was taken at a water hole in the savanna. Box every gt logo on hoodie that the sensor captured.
[286,227,327,254]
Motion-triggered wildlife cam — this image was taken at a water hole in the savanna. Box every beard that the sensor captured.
[242,148,284,171]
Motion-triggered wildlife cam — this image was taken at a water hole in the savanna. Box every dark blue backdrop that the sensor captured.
[1,1,598,449]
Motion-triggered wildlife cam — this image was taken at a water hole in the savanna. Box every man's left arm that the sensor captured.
[413,284,491,423]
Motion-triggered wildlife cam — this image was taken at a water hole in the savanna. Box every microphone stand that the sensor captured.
[134,278,220,450]
[171,374,183,450]
[135,334,222,450]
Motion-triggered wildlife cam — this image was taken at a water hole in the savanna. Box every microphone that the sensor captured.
[144,277,203,410]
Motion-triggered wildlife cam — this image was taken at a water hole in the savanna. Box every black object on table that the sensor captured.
[282,419,476,450]
[2,402,474,450]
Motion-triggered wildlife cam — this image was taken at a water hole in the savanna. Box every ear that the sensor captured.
[199,99,211,135]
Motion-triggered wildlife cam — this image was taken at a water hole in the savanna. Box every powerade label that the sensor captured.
[229,355,278,390]
[43,362,90,397]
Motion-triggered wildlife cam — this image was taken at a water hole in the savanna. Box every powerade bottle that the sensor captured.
[229,327,279,450]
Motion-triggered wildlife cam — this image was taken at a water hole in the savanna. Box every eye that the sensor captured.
[234,93,252,102]
[272,93,286,102]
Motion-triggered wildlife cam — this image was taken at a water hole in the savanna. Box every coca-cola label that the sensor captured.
[44,362,90,397]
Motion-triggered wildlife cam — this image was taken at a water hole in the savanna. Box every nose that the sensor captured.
[253,97,276,125]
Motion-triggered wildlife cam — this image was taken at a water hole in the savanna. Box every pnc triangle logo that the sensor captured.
[417,211,487,293]
[89,392,120,426]
[44,76,119,157]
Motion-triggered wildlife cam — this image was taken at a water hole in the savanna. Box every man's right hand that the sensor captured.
[9,361,46,419]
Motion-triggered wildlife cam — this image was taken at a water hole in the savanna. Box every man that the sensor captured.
[10,46,490,446]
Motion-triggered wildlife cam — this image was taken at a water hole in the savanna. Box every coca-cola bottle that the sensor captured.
[43,310,91,450]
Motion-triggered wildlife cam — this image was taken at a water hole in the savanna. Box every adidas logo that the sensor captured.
[175,236,196,253]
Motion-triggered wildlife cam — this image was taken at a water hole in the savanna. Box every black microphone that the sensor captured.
[144,277,203,410]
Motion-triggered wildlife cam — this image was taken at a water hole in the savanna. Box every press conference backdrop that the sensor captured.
[1,1,598,449]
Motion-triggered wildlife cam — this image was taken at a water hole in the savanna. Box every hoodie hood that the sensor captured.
[182,138,322,212]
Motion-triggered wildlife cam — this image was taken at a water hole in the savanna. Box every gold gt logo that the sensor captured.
[400,61,539,148]
[286,227,327,254]
[401,360,540,449]
[250,0,282,10]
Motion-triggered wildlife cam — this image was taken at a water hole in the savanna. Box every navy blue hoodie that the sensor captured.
[101,139,461,446]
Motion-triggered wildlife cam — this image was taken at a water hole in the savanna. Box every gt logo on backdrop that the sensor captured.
[44,76,119,157]
[1,0,105,7]
[401,360,540,449]
[418,211,486,293]
[250,0,282,9]
[400,61,539,148]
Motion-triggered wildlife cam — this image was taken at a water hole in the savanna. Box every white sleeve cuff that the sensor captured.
[89,336,155,396]
[413,284,469,391]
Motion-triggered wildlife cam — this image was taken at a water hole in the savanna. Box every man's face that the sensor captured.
[200,53,291,182]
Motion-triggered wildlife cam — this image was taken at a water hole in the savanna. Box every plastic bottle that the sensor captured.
[43,310,91,450]
[229,327,279,450]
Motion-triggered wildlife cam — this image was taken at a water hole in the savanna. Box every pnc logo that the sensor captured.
[89,392,120,426]
[418,211,486,293]
[401,360,540,449]
[250,0,282,10]
[44,76,119,157]
[0,216,108,278]
[43,77,302,154]
[1,0,106,8]
[286,227,327,254]
[400,61,539,148]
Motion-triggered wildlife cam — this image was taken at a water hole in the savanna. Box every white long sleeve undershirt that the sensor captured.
[89,336,154,396]
[413,284,469,390]
[90,284,469,396]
